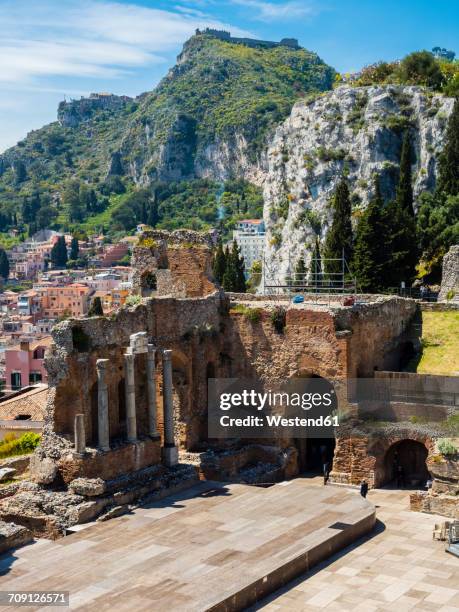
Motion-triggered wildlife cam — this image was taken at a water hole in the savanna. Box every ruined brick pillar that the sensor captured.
[147,344,160,438]
[162,349,178,466]
[96,359,110,451]
[124,352,137,442]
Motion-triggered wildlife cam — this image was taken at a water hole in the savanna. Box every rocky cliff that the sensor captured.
[263,85,454,285]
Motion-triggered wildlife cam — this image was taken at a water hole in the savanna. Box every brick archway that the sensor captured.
[372,437,431,488]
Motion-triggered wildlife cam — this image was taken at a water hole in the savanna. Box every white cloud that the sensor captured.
[230,0,317,22]
[0,0,252,85]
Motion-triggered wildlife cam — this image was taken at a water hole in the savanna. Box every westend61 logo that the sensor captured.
[208,378,338,439]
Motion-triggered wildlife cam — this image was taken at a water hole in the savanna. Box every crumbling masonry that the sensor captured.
[0,230,457,540]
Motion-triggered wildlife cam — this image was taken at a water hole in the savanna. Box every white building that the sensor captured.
[232,220,265,273]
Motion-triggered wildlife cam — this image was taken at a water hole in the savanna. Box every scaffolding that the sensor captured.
[259,250,357,305]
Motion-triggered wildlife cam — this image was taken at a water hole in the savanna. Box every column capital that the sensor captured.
[96,358,109,371]
[162,349,172,361]
[147,343,156,355]
[124,352,135,364]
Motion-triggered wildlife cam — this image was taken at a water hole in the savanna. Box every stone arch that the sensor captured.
[372,437,430,487]
[291,372,337,475]
[140,270,157,297]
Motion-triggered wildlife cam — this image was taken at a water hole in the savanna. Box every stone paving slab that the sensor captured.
[0,479,374,611]
[253,482,459,612]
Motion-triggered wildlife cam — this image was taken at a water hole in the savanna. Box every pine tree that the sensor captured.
[323,179,353,279]
[294,256,307,290]
[213,241,226,285]
[70,236,79,260]
[353,178,387,292]
[0,248,10,280]
[437,98,459,196]
[396,131,414,215]
[88,296,104,317]
[50,236,68,268]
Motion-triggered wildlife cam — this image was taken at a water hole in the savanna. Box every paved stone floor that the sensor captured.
[255,480,459,612]
[0,479,373,611]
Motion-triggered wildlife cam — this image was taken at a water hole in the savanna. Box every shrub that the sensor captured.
[446,289,456,301]
[125,294,142,306]
[231,304,262,323]
[270,306,286,333]
[437,438,457,456]
[0,432,41,459]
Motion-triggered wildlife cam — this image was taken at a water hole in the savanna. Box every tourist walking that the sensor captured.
[360,480,368,498]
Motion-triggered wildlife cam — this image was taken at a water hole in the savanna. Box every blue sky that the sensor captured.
[1,0,458,153]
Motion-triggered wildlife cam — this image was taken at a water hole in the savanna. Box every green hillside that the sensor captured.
[0,32,335,240]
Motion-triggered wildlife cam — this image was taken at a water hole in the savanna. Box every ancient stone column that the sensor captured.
[147,344,159,438]
[96,358,110,451]
[162,349,178,466]
[74,413,86,455]
[124,352,137,442]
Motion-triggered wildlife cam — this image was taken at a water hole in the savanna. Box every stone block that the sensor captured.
[0,520,33,555]
[69,478,106,497]
[0,468,16,482]
[29,456,57,485]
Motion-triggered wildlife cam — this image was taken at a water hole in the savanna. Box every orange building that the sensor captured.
[35,283,91,319]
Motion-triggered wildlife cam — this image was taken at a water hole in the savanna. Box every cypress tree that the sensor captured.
[0,248,10,280]
[323,179,353,279]
[437,98,459,196]
[50,236,68,268]
[70,236,79,261]
[232,242,246,292]
[88,296,104,317]
[353,178,387,292]
[310,237,322,288]
[396,131,414,215]
[213,242,226,285]
[294,256,307,290]
[222,246,236,292]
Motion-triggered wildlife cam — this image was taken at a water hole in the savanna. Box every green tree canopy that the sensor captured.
[88,296,104,317]
[0,248,10,280]
[323,179,353,276]
[50,236,68,268]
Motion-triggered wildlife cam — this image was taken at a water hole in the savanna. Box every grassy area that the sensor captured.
[416,311,459,376]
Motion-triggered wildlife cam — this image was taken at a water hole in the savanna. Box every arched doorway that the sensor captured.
[383,440,429,487]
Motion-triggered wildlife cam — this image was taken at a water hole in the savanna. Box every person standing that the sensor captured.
[360,480,369,498]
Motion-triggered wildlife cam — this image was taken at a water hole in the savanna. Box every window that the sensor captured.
[29,371,43,383]
[11,372,21,390]
[33,348,45,359]
[15,414,31,421]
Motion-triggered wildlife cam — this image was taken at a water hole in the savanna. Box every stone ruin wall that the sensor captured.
[131,229,216,299]
[35,291,224,485]
[439,244,459,301]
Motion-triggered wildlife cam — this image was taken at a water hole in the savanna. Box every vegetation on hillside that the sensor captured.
[0,33,334,239]
[344,48,459,96]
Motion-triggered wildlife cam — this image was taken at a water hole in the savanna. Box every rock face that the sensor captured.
[439,245,459,301]
[263,85,454,285]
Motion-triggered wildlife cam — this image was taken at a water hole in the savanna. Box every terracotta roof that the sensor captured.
[9,335,53,352]
[0,385,47,421]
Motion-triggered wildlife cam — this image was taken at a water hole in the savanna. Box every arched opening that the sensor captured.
[399,341,416,370]
[292,373,336,476]
[381,440,429,488]
[140,271,157,297]
[90,382,98,446]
